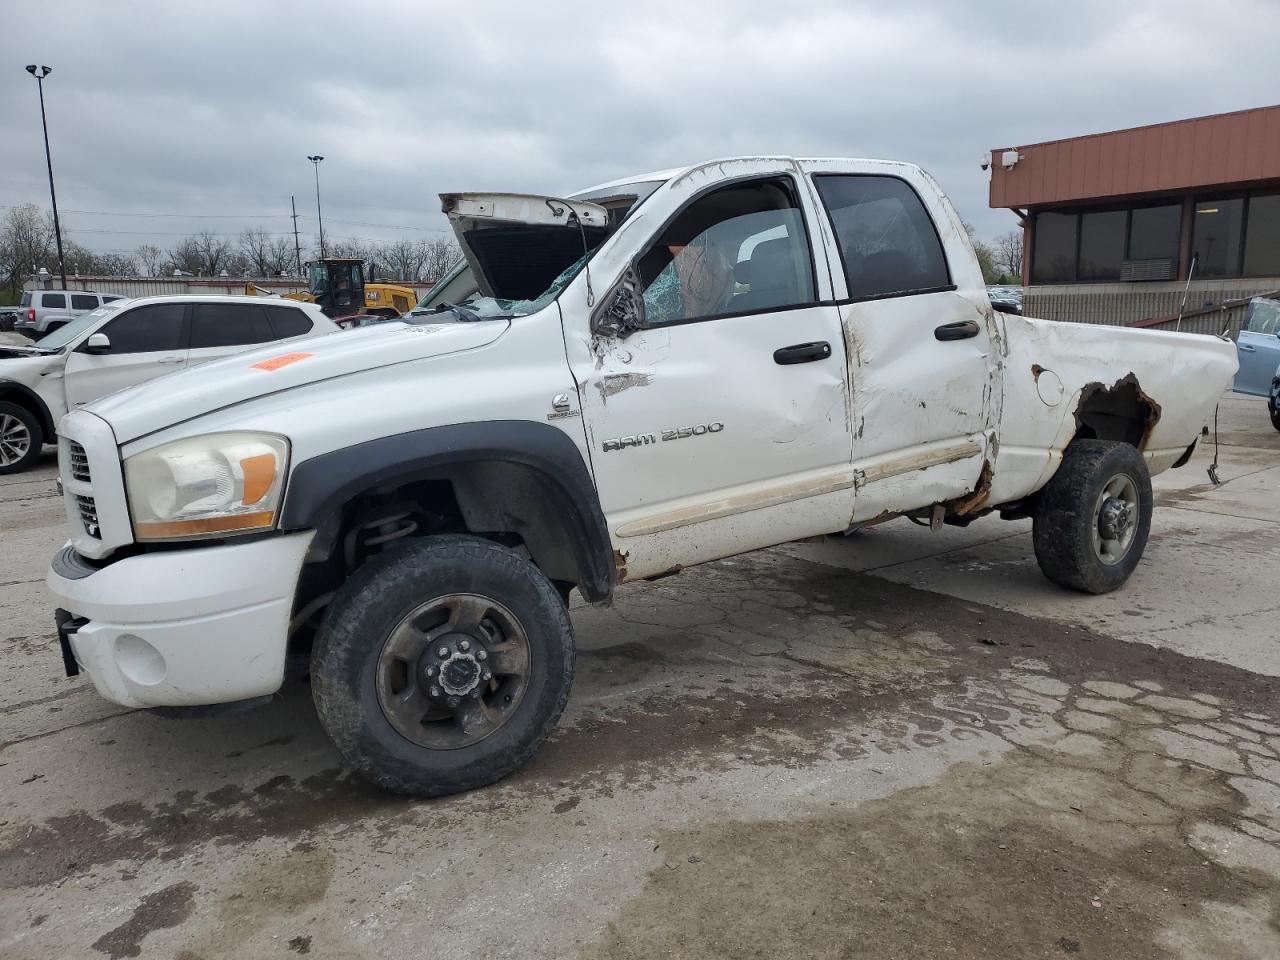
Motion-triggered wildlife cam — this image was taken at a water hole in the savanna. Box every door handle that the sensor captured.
[157,357,184,365]
[934,320,981,341]
[1239,344,1256,352]
[773,341,831,365]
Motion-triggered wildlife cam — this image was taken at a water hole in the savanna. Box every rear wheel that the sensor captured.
[311,535,574,796]
[0,402,43,475]
[1032,439,1152,594]
[1269,395,1280,432]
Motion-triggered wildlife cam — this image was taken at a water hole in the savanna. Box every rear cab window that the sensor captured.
[813,175,951,300]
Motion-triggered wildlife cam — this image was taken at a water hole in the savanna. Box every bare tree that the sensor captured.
[268,235,296,276]
[0,204,56,298]
[193,230,233,276]
[167,237,204,275]
[134,244,164,276]
[239,227,276,277]
[377,238,427,281]
[421,237,462,282]
[995,230,1024,282]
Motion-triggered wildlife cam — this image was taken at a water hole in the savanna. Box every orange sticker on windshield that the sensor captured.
[251,352,313,372]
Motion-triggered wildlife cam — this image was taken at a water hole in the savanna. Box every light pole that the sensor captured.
[307,155,325,258]
[26,65,67,289]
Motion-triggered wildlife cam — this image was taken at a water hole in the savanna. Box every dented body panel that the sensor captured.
[990,316,1237,507]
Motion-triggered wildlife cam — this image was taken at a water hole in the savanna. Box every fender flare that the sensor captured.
[279,420,614,601]
[0,379,56,440]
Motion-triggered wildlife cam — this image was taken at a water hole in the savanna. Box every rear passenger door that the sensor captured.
[63,302,189,407]
[186,302,280,367]
[804,167,998,520]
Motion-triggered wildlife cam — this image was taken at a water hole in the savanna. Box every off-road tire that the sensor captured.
[0,401,43,475]
[311,534,574,796]
[1269,402,1280,433]
[1032,439,1152,594]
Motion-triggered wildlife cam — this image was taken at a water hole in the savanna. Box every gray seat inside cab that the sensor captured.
[731,238,801,313]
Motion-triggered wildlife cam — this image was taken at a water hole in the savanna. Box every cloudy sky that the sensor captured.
[3,0,1278,259]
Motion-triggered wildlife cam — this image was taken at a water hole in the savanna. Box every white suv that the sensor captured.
[14,290,126,339]
[0,294,337,473]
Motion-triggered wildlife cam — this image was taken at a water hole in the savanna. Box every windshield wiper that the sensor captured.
[430,302,483,323]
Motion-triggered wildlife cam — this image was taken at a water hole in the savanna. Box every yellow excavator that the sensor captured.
[245,258,416,319]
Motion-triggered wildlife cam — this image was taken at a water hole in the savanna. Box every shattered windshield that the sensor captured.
[413,251,593,323]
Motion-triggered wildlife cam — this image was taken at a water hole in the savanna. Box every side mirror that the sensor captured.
[590,266,647,338]
[83,332,111,354]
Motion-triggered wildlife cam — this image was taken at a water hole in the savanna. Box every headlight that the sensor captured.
[124,433,290,541]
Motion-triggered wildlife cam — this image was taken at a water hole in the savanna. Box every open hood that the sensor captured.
[441,193,609,301]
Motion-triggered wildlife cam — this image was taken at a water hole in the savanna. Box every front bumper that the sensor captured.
[47,531,314,708]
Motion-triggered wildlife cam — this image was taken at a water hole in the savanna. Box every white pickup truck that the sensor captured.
[46,157,1236,796]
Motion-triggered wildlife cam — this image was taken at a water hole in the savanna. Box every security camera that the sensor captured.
[980,153,991,172]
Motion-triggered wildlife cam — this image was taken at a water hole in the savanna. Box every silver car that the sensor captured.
[13,290,126,339]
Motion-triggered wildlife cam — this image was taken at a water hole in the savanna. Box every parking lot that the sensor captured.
[1,336,1277,959]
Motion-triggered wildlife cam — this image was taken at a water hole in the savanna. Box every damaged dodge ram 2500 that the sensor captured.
[47,158,1237,796]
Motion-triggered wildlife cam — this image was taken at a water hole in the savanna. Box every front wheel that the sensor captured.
[0,402,43,475]
[1032,440,1153,594]
[311,535,575,796]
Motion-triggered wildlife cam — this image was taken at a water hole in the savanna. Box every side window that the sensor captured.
[71,294,98,310]
[190,303,275,348]
[814,175,951,300]
[637,178,816,325]
[265,305,313,339]
[42,293,66,309]
[1246,298,1280,336]
[100,303,186,354]
[102,295,123,303]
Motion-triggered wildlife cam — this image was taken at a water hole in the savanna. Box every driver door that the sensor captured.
[63,302,188,408]
[568,171,854,580]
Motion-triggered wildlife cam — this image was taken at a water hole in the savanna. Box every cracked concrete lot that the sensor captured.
[0,382,1277,959]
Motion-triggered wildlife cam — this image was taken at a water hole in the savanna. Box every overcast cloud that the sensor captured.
[3,0,1278,257]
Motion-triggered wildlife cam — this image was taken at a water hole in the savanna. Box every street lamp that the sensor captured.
[25,65,67,289]
[307,155,325,258]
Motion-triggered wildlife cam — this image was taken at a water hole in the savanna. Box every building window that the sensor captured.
[1031,212,1077,283]
[1078,210,1126,281]
[1192,197,1244,279]
[1127,204,1181,263]
[1243,192,1280,278]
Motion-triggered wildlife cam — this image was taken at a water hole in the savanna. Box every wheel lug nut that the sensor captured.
[459,639,470,651]
[470,690,480,699]
[426,666,435,677]
[437,646,449,658]
[447,696,459,707]
[483,670,492,681]
[477,650,487,661]
[429,686,440,698]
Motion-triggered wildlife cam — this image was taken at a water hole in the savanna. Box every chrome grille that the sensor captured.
[68,442,91,482]
[74,494,101,539]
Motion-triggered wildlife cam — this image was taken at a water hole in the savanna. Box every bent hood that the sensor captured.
[88,319,509,443]
[0,350,61,387]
